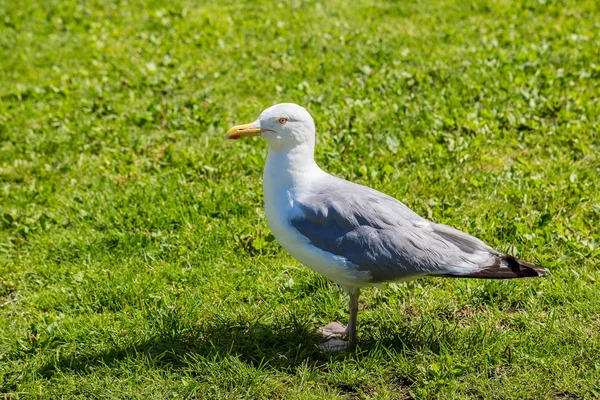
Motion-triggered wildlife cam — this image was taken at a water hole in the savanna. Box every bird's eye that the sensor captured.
[278,117,289,125]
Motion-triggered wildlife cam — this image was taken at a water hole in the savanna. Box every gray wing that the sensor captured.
[290,177,500,283]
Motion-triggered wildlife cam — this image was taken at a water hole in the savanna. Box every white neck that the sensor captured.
[263,142,322,188]
[262,141,324,242]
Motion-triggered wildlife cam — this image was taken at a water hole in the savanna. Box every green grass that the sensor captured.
[1,0,599,398]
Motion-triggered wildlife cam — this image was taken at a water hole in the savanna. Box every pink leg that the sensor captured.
[318,288,360,352]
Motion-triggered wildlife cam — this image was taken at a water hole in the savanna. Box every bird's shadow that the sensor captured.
[38,318,327,378]
[36,313,440,379]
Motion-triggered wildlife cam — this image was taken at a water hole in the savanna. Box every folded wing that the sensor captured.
[290,177,545,282]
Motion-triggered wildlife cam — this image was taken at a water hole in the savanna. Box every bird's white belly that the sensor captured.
[263,190,373,288]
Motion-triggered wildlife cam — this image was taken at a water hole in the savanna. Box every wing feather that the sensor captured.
[290,177,497,282]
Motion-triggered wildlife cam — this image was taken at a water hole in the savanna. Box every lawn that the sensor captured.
[1,0,599,398]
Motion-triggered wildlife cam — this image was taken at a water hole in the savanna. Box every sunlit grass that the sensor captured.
[1,0,599,398]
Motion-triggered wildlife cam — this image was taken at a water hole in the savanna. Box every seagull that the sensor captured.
[226,103,547,350]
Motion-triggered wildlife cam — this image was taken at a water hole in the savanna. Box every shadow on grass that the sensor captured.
[37,318,329,378]
[36,311,452,379]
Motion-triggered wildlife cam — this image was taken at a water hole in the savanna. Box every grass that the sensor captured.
[1,0,599,398]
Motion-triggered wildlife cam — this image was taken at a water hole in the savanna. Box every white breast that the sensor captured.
[262,167,373,288]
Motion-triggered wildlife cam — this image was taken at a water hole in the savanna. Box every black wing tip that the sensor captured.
[504,255,548,278]
[444,255,548,279]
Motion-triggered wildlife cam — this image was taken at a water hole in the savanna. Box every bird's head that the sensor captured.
[225,103,315,149]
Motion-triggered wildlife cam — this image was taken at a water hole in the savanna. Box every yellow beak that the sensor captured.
[225,122,265,140]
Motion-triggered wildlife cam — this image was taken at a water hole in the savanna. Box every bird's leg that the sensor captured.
[347,288,360,346]
[318,287,360,351]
